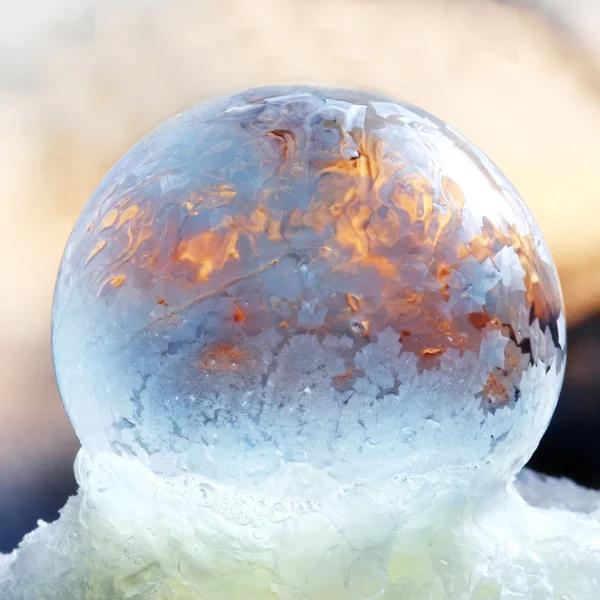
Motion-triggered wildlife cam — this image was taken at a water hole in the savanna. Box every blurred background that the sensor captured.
[1,0,599,553]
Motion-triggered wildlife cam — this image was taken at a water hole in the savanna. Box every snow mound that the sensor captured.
[2,453,599,600]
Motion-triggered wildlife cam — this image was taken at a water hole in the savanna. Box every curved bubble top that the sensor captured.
[52,86,565,487]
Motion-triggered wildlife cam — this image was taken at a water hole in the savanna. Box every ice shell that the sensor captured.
[52,85,565,484]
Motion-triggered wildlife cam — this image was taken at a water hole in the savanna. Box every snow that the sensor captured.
[1,453,600,600]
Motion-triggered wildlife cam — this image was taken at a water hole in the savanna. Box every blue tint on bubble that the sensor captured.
[52,86,565,485]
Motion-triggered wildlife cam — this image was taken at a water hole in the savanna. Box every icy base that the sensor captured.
[2,452,600,600]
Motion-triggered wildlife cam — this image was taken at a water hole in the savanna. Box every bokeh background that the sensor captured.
[1,0,599,553]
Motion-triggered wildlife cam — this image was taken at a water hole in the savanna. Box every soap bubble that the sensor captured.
[52,86,565,486]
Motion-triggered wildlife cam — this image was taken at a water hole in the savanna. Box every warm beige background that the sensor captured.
[1,0,599,501]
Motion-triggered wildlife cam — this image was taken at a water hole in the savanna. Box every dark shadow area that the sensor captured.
[0,460,78,554]
[528,312,600,488]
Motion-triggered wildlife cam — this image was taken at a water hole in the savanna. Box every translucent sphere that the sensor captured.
[52,86,565,485]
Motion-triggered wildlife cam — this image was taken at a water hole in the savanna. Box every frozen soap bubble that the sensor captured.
[52,86,565,487]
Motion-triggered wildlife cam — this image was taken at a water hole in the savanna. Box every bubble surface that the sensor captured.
[52,85,565,487]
